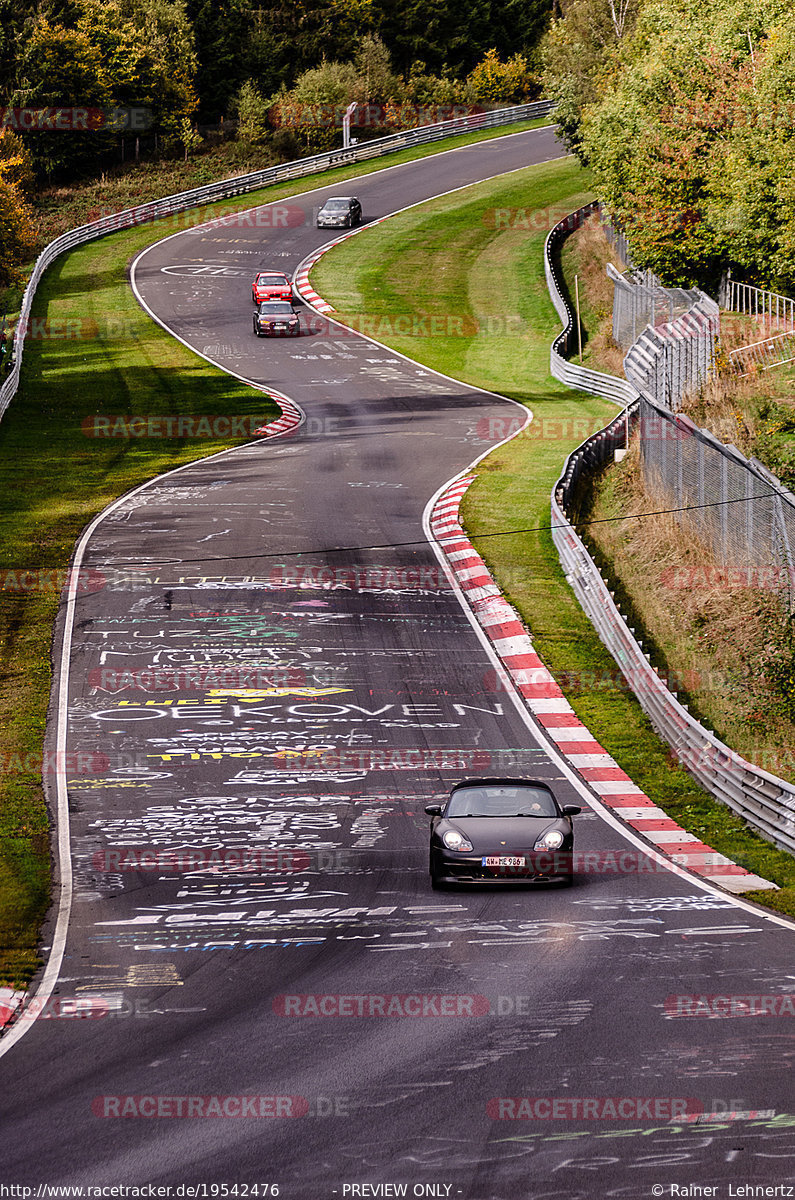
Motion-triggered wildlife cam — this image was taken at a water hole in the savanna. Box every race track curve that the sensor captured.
[1,127,794,1197]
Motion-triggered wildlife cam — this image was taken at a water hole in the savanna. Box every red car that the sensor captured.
[252,271,293,304]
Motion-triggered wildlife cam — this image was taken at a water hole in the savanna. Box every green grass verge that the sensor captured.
[0,118,556,989]
[312,155,795,919]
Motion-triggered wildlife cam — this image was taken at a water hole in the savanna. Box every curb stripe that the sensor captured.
[252,389,303,440]
[427,473,770,893]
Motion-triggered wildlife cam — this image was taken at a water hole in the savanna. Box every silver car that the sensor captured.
[317,196,363,228]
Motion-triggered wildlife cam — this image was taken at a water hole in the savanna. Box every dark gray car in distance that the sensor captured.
[317,196,363,228]
[425,777,580,888]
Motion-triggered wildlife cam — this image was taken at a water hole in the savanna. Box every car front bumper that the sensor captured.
[432,849,574,884]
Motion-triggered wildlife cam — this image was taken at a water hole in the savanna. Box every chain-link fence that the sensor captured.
[638,395,795,608]
[600,214,634,270]
[599,215,720,409]
[622,299,719,412]
[599,239,795,601]
[608,264,703,351]
[547,205,795,856]
[552,409,795,855]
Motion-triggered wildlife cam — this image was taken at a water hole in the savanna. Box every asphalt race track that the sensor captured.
[1,127,794,1196]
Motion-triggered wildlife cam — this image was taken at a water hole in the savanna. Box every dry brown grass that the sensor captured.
[584,437,795,778]
[721,311,795,353]
[561,214,627,375]
[680,370,762,455]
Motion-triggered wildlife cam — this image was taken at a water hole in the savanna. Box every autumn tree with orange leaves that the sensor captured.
[0,130,34,288]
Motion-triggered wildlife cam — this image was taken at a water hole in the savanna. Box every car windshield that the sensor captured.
[446,784,558,818]
[323,199,350,211]
[259,302,294,314]
[257,275,288,286]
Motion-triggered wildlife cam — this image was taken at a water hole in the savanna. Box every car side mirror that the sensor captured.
[424,803,443,816]
[561,804,581,816]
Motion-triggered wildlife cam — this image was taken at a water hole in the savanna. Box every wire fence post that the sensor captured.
[720,455,729,558]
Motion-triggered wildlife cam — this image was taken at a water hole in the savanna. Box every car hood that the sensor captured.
[440,816,564,848]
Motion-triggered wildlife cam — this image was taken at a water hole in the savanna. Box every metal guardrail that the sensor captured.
[546,208,795,855]
[543,202,639,407]
[720,275,795,331]
[0,99,553,423]
[731,328,795,374]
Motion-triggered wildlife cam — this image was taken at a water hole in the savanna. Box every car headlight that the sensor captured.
[534,828,565,851]
[442,829,473,852]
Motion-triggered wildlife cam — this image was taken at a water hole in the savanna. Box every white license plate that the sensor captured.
[482,856,526,867]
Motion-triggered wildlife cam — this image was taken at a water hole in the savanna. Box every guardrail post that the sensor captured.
[720,455,729,557]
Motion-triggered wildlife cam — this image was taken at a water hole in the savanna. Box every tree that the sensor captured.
[8,2,199,177]
[0,132,35,286]
[353,34,400,103]
[467,48,536,102]
[119,0,198,136]
[0,130,34,194]
[10,17,113,176]
[578,0,795,288]
[235,80,268,144]
[238,0,373,97]
[178,116,202,159]
[540,0,640,160]
[185,0,250,121]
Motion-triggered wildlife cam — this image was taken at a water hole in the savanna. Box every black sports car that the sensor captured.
[316,196,362,228]
[253,301,300,337]
[425,777,580,889]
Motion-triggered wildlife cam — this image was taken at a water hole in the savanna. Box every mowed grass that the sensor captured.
[0,232,281,988]
[312,155,795,917]
[0,120,557,989]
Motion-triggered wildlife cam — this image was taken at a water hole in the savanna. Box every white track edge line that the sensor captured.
[0,437,275,1058]
[0,126,563,1053]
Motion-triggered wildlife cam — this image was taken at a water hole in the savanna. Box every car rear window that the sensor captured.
[446,784,558,818]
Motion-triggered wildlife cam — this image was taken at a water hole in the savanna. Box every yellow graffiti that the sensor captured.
[206,687,352,699]
[267,748,328,760]
[66,779,154,788]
